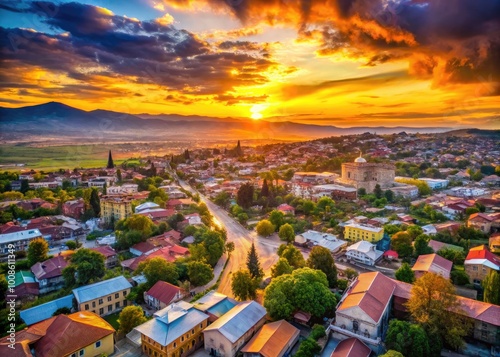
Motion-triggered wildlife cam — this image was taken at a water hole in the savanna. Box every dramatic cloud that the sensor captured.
[161,0,500,93]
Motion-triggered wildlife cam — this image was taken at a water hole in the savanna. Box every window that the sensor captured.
[473,266,478,271]
[99,308,104,315]
[173,343,176,348]
[99,298,103,305]
[92,301,96,308]
[79,350,84,356]
[192,329,195,334]
[116,302,120,309]
[107,296,112,302]
[200,323,203,328]
[108,305,112,312]
[123,291,127,297]
[181,336,184,342]
[95,341,101,348]
[115,293,119,299]
[85,304,89,310]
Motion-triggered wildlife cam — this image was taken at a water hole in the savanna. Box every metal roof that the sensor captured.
[134,301,209,346]
[203,301,267,343]
[72,276,132,304]
[20,294,74,325]
[0,229,42,244]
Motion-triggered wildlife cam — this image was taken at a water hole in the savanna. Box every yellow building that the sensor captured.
[100,194,134,223]
[344,223,384,243]
[0,311,115,357]
[134,301,209,357]
[72,276,132,316]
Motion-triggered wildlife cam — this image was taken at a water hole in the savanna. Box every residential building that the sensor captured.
[295,230,347,253]
[412,253,453,280]
[90,246,118,269]
[107,183,139,195]
[193,291,238,323]
[144,281,184,310]
[14,270,39,304]
[389,184,419,199]
[331,272,395,354]
[100,195,134,224]
[134,301,209,357]
[31,255,68,294]
[72,276,132,316]
[330,337,371,357]
[20,294,74,325]
[0,311,115,357]
[344,223,384,243]
[62,199,85,219]
[203,301,267,357]
[311,184,357,201]
[346,241,383,266]
[420,178,449,189]
[337,155,395,193]
[0,229,43,254]
[464,246,500,284]
[241,320,300,357]
[468,212,500,234]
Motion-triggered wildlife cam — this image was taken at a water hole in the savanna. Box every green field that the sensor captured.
[0,145,127,171]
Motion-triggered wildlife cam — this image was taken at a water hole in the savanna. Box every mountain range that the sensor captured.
[0,102,455,143]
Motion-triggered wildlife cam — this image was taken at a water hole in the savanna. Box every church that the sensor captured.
[337,154,395,193]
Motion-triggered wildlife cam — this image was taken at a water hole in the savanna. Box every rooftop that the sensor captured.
[0,229,42,244]
[240,320,300,357]
[412,253,453,273]
[20,295,74,325]
[72,276,132,304]
[146,281,181,305]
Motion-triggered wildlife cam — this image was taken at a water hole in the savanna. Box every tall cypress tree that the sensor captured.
[246,243,263,279]
[260,179,269,198]
[89,188,101,217]
[107,150,114,169]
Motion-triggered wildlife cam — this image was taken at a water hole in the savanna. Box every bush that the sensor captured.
[337,279,348,291]
[451,270,470,286]
[310,324,326,340]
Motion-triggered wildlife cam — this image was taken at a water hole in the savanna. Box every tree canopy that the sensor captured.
[271,258,293,278]
[483,270,500,305]
[27,237,49,266]
[137,257,179,288]
[391,231,413,258]
[118,306,146,335]
[231,269,259,300]
[277,244,305,269]
[395,263,415,283]
[246,243,263,279]
[278,223,295,243]
[385,319,430,357]
[306,246,337,288]
[264,268,336,320]
[63,248,105,286]
[256,219,275,237]
[187,261,213,286]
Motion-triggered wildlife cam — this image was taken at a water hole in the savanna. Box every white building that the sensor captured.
[295,230,347,253]
[0,229,43,254]
[419,178,449,190]
[346,241,383,266]
[107,184,138,195]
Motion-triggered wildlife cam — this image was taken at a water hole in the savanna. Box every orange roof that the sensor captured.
[146,281,181,305]
[337,272,395,324]
[412,253,452,273]
[330,337,371,357]
[240,320,299,357]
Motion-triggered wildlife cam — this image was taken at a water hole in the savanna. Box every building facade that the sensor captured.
[337,156,395,193]
[344,223,384,243]
[0,229,43,254]
[100,195,134,224]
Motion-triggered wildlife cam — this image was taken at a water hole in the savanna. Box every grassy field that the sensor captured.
[104,312,121,331]
[0,145,127,171]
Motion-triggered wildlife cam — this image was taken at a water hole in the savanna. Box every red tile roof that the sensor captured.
[145,281,181,305]
[330,337,371,357]
[465,248,500,267]
[90,245,116,258]
[31,255,68,280]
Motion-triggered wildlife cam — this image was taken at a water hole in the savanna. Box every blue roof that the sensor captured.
[72,276,132,304]
[20,295,74,325]
[207,298,238,317]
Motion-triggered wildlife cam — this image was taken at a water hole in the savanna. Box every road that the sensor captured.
[177,179,281,297]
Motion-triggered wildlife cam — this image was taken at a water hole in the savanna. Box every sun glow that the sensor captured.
[250,104,268,120]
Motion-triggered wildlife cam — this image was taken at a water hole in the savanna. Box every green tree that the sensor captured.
[138,257,179,287]
[27,237,49,266]
[294,338,321,357]
[406,273,470,351]
[302,200,316,215]
[385,319,430,357]
[391,231,413,258]
[237,182,254,208]
[65,240,77,250]
[117,306,146,334]
[68,248,106,285]
[202,230,225,266]
[260,178,270,198]
[306,246,338,288]
[89,188,101,217]
[344,268,358,280]
[450,270,470,286]
[246,243,263,279]
[269,210,285,231]
[271,258,293,278]
[225,241,235,257]
[374,184,383,199]
[187,261,214,286]
[278,223,295,243]
[414,234,433,257]
[407,225,424,240]
[380,351,404,357]
[256,219,275,237]
[277,244,305,269]
[384,189,395,202]
[482,270,500,305]
[395,263,415,283]
[231,269,259,300]
[214,191,230,208]
[62,265,77,287]
[107,150,115,169]
[264,268,336,320]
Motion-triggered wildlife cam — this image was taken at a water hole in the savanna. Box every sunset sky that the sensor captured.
[1,0,499,128]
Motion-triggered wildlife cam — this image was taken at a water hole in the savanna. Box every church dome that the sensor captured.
[355,156,367,163]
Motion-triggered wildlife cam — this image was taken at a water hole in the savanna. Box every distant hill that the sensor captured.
[0,102,456,142]
[438,128,500,138]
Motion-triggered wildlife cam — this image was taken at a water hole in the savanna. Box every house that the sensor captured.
[346,241,383,266]
[203,301,267,357]
[464,246,500,284]
[295,230,347,253]
[330,337,371,357]
[72,276,132,316]
[428,240,464,253]
[14,271,39,304]
[343,223,384,243]
[20,294,74,326]
[241,320,300,357]
[31,255,68,294]
[90,246,118,269]
[412,253,453,279]
[62,199,85,219]
[122,245,190,272]
[331,272,395,354]
[277,204,295,215]
[420,178,449,190]
[383,250,398,260]
[0,229,43,253]
[468,212,500,234]
[134,301,209,357]
[0,311,115,357]
[144,281,184,310]
[185,213,203,225]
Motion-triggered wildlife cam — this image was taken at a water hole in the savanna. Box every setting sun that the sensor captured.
[250,104,268,120]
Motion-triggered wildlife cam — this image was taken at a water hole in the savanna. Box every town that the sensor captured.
[0,130,499,357]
